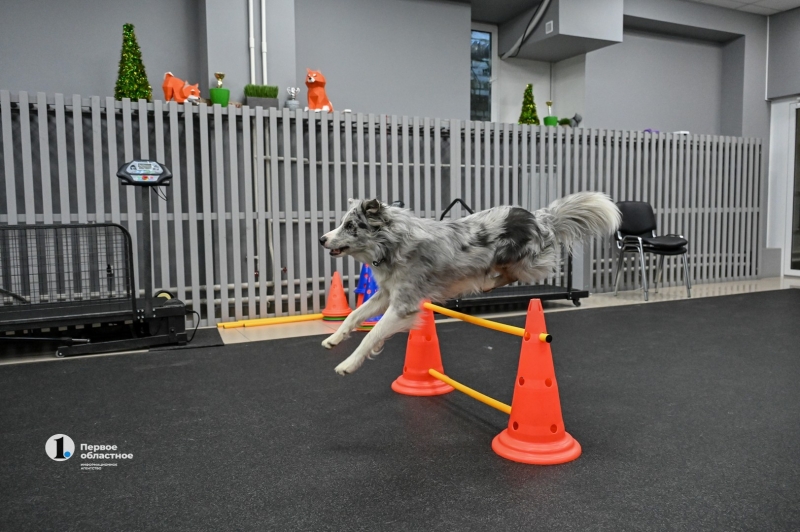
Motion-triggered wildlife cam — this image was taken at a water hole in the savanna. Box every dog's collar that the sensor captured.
[372,257,386,267]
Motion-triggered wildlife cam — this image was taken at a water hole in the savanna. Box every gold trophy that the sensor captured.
[210,72,229,106]
[544,100,558,126]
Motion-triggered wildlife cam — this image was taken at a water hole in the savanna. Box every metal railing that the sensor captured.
[0,91,764,325]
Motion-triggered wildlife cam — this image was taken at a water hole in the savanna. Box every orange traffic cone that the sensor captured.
[391,303,454,396]
[322,271,352,321]
[491,299,581,465]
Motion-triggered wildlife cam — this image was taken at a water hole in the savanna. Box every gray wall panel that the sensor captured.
[294,0,470,120]
[585,30,723,134]
[721,37,745,136]
[768,7,800,99]
[202,0,251,102]
[0,0,201,99]
[623,0,768,141]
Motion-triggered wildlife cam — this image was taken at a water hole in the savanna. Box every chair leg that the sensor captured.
[614,249,626,296]
[654,255,664,293]
[682,252,692,298]
[637,245,648,302]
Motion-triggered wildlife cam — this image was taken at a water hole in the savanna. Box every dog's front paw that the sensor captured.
[321,334,343,349]
[334,353,366,376]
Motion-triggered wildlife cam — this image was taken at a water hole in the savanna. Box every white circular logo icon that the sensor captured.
[45,434,75,461]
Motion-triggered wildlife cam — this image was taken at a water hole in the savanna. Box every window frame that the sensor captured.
[471,22,500,123]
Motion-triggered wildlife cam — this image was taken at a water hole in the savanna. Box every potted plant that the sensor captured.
[543,100,559,126]
[244,84,279,109]
[209,72,230,106]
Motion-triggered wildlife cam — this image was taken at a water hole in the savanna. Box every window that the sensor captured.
[471,30,492,121]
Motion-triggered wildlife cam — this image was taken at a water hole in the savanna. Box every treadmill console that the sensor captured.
[116,160,173,186]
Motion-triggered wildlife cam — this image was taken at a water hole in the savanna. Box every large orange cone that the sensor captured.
[322,271,352,321]
[391,303,454,396]
[492,299,581,465]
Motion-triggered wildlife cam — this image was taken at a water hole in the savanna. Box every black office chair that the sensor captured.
[613,201,691,301]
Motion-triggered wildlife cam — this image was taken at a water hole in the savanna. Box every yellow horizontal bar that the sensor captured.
[428,369,511,415]
[218,313,324,329]
[423,302,526,337]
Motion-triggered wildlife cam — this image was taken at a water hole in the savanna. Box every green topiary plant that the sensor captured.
[114,23,152,101]
[244,84,279,98]
[517,83,540,126]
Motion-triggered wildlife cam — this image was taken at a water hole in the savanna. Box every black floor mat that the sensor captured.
[0,325,222,361]
[150,327,223,351]
[1,290,799,531]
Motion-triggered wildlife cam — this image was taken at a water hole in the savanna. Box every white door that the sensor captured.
[785,103,800,276]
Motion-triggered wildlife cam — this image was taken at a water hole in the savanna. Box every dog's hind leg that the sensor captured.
[334,304,418,375]
[322,289,389,349]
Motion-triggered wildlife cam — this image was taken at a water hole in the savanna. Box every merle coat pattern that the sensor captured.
[319,192,621,375]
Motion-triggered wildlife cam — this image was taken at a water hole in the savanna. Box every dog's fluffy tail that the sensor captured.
[546,191,621,250]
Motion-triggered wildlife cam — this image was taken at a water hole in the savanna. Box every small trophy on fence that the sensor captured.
[286,87,301,111]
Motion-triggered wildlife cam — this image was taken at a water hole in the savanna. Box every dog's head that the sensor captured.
[306,68,326,87]
[319,199,388,259]
[183,83,201,103]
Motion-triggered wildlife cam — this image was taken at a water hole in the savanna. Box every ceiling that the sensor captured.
[469,0,800,25]
[470,0,535,24]
[683,0,800,15]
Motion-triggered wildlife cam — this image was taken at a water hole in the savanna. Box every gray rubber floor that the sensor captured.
[1,290,799,531]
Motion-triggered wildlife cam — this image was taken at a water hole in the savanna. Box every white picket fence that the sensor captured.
[0,91,764,326]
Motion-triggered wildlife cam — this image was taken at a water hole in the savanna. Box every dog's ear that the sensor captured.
[347,198,359,210]
[361,199,385,227]
[362,199,382,216]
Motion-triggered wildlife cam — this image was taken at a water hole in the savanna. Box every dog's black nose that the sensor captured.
[319,235,327,245]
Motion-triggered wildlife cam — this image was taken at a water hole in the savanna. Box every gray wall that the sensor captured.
[0,0,201,99]
[263,0,299,105]
[585,30,723,134]
[205,0,300,106]
[202,0,251,102]
[552,54,585,121]
[768,7,800,99]
[294,0,470,119]
[720,37,745,136]
[623,0,768,141]
[621,0,771,272]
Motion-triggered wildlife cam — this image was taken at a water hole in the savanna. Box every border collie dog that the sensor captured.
[319,192,621,375]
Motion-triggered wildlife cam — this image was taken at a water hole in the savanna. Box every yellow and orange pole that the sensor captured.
[428,369,512,415]
[423,302,526,338]
[218,313,324,329]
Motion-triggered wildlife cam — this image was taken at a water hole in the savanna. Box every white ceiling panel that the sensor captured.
[755,0,800,9]
[739,4,781,14]
[683,0,800,14]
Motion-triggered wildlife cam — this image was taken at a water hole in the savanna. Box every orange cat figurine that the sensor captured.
[305,68,333,112]
[162,72,200,104]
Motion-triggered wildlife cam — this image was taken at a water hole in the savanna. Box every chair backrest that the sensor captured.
[616,201,657,235]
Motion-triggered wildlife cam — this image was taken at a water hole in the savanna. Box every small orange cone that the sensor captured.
[322,271,352,321]
[491,299,581,465]
[391,303,454,396]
